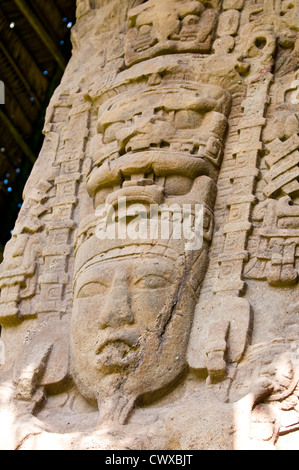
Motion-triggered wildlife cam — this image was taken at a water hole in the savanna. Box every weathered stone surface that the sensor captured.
[0,0,299,450]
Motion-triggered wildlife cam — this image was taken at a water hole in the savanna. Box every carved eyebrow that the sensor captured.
[134,263,172,277]
[134,272,167,281]
[133,272,172,287]
[75,270,110,295]
[179,2,204,18]
[79,278,109,288]
[76,281,109,299]
[134,273,171,289]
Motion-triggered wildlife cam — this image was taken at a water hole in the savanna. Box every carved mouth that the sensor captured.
[180,35,197,42]
[136,44,151,52]
[95,331,141,370]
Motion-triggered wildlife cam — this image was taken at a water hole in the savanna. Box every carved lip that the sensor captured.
[95,329,142,356]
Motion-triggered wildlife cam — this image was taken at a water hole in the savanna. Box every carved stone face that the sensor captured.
[97,87,227,162]
[71,251,201,422]
[125,0,219,66]
[73,256,177,373]
[72,78,230,424]
[87,84,231,203]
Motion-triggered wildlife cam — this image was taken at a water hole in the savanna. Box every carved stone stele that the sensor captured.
[1,0,299,450]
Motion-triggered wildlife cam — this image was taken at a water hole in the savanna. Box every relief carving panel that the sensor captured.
[125,0,220,66]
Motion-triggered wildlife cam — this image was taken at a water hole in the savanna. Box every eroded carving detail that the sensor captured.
[125,0,220,67]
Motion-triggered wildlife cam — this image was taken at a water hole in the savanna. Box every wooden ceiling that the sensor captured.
[0,0,75,254]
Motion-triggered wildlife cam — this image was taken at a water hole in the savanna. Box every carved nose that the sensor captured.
[98,277,134,329]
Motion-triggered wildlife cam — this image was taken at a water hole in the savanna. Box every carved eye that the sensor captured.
[135,275,169,290]
[77,282,108,299]
[182,15,200,26]
[188,17,199,25]
[139,24,152,35]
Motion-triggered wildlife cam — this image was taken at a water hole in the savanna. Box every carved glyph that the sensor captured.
[125,0,221,66]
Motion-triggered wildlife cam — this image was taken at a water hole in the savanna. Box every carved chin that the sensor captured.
[95,340,140,372]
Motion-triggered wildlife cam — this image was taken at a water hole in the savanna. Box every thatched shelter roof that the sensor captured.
[0,0,75,253]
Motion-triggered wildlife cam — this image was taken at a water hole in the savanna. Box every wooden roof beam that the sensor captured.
[0,40,42,109]
[0,109,36,165]
[13,0,67,71]
[1,78,34,137]
[0,5,48,86]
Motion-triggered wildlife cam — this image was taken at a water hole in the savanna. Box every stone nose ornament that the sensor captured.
[98,271,134,329]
